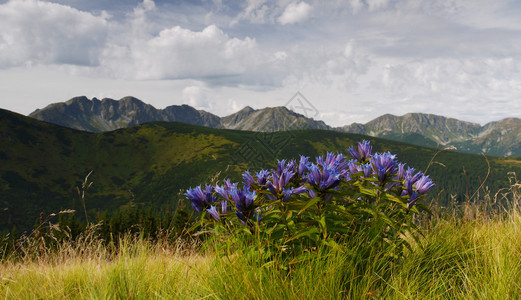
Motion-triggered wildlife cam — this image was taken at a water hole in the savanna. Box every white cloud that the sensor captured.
[0,0,108,67]
[182,86,211,110]
[101,24,261,80]
[278,1,312,25]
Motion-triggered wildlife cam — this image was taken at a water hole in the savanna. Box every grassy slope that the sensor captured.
[2,108,521,231]
[2,209,521,299]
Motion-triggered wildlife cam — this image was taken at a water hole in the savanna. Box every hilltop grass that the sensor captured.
[3,204,521,299]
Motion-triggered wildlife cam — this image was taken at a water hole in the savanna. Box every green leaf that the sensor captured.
[297,197,321,215]
[321,239,345,253]
[286,227,320,242]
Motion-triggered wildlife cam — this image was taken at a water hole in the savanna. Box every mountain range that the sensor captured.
[29,96,521,157]
[29,96,329,133]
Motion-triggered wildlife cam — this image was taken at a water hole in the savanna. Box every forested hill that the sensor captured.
[1,108,520,232]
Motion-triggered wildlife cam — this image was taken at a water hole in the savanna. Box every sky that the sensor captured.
[1,0,521,127]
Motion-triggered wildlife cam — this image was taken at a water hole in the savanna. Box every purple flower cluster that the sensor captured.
[185,140,435,224]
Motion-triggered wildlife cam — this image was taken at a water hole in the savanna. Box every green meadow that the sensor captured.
[2,199,521,299]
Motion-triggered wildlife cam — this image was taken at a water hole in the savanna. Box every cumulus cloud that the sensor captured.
[102,24,262,80]
[278,2,312,25]
[0,0,108,67]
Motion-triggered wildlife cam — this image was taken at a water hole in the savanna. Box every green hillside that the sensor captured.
[1,108,520,232]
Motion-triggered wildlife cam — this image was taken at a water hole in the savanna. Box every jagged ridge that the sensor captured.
[30,96,329,133]
[338,113,521,157]
[28,96,521,156]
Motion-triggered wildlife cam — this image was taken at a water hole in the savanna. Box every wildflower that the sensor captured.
[406,174,434,210]
[243,171,255,187]
[276,159,294,175]
[307,163,341,191]
[185,185,216,213]
[221,200,228,214]
[285,159,297,173]
[415,175,435,194]
[361,163,372,178]
[255,170,270,185]
[298,155,310,177]
[316,152,349,176]
[407,192,420,211]
[348,140,373,162]
[229,186,258,224]
[396,163,406,180]
[371,152,398,184]
[267,168,295,196]
[347,159,358,175]
[405,167,423,184]
[215,179,238,199]
[207,206,220,221]
[282,186,307,202]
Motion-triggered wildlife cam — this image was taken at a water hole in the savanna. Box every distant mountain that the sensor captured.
[338,113,521,157]
[29,97,521,156]
[452,118,521,156]
[222,106,330,131]
[29,96,223,132]
[30,97,328,133]
[339,113,481,144]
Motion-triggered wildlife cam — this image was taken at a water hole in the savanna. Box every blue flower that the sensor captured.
[307,163,341,191]
[405,167,423,184]
[415,175,435,194]
[221,200,228,215]
[405,173,434,210]
[370,152,398,184]
[347,159,358,175]
[207,206,220,221]
[316,152,349,176]
[407,192,420,211]
[396,163,406,180]
[185,185,216,213]
[267,168,295,196]
[298,155,311,177]
[215,179,237,199]
[242,171,255,187]
[348,140,373,162]
[243,170,271,188]
[255,170,270,185]
[282,186,308,202]
[403,168,424,196]
[285,159,297,173]
[229,186,258,224]
[276,159,296,175]
[362,163,372,178]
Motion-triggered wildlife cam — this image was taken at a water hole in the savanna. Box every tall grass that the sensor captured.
[3,189,521,298]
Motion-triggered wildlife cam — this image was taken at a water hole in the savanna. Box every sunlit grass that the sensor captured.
[3,206,521,299]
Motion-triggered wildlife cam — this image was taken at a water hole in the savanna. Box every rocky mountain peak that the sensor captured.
[29,96,221,132]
